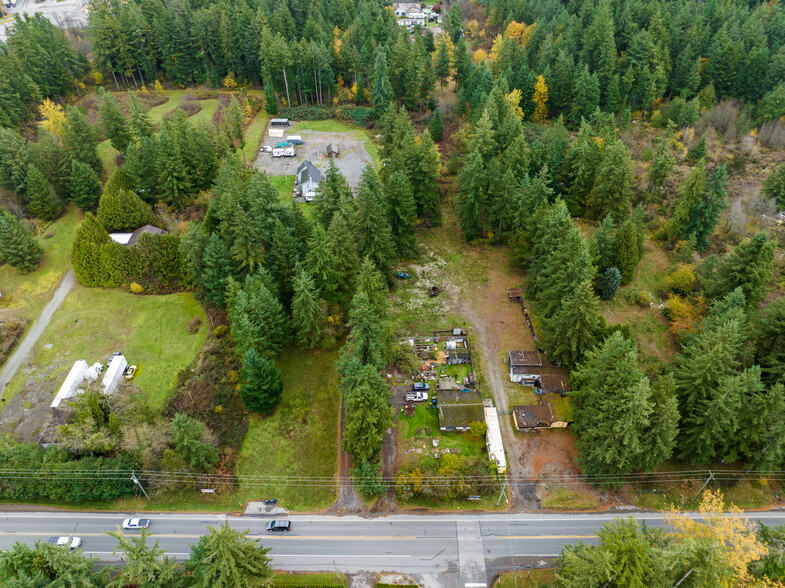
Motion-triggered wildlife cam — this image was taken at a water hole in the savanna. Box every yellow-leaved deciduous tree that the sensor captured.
[223,72,238,90]
[505,89,524,121]
[333,26,342,57]
[473,49,488,64]
[466,20,479,44]
[39,98,66,139]
[667,490,768,586]
[490,33,504,64]
[154,79,164,92]
[504,21,537,46]
[532,75,549,123]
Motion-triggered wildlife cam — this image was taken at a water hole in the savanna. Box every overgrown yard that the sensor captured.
[599,238,677,371]
[0,286,207,441]
[0,206,82,328]
[236,345,340,511]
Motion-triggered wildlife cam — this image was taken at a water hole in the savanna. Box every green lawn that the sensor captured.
[398,403,485,459]
[270,175,295,206]
[495,570,555,587]
[540,487,601,510]
[2,286,207,409]
[186,99,220,126]
[97,140,120,177]
[243,108,269,162]
[236,345,341,511]
[273,573,347,587]
[0,206,82,326]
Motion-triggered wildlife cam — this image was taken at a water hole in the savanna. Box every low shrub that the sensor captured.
[659,263,696,296]
[186,316,202,334]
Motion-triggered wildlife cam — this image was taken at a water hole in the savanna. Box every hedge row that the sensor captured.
[280,105,376,127]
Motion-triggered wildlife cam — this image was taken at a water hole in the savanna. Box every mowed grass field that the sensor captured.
[98,88,268,174]
[3,285,207,409]
[236,345,341,511]
[0,206,82,326]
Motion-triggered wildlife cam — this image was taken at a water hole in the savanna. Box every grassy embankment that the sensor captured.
[236,346,341,511]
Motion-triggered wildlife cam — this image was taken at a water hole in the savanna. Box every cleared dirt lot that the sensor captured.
[253,128,374,188]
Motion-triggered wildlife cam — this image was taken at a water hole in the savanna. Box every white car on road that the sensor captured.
[49,536,82,550]
[122,518,150,530]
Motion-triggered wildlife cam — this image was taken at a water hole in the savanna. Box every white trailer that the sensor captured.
[272,147,295,158]
[269,128,285,138]
[51,360,88,408]
[102,354,128,395]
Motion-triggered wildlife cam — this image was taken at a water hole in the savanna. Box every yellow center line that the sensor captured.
[499,535,595,539]
[0,532,417,540]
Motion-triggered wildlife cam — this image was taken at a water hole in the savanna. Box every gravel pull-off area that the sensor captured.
[254,129,373,188]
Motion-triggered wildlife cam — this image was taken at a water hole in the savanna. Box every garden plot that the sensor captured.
[253,128,373,188]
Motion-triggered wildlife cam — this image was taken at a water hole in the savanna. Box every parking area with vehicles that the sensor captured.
[253,126,375,189]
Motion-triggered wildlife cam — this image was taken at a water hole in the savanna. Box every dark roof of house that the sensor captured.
[511,365,541,376]
[128,225,167,246]
[513,404,554,429]
[448,349,470,359]
[509,350,542,367]
[539,374,571,392]
[326,143,339,154]
[437,388,483,428]
[296,160,321,186]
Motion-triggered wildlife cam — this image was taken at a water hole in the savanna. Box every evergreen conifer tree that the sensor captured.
[306,223,339,302]
[126,92,154,142]
[687,136,706,163]
[291,266,323,349]
[239,348,283,414]
[70,213,109,286]
[572,332,675,474]
[614,219,640,283]
[599,267,622,300]
[68,160,102,211]
[370,51,393,117]
[713,231,776,310]
[685,164,728,251]
[591,214,617,273]
[96,187,156,232]
[63,106,102,175]
[411,129,442,224]
[327,212,360,301]
[757,296,785,385]
[25,165,63,221]
[0,213,43,273]
[570,66,600,127]
[544,280,603,367]
[456,148,485,240]
[384,171,418,259]
[648,136,674,195]
[590,140,634,220]
[356,165,394,277]
[202,233,235,307]
[429,109,444,142]
[99,89,132,153]
[346,290,385,371]
[267,219,300,307]
[763,162,785,209]
[264,78,278,116]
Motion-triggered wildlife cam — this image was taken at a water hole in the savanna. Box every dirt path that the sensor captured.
[0,270,75,396]
[328,396,366,514]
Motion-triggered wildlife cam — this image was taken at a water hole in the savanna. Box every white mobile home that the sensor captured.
[102,354,127,395]
[51,360,88,408]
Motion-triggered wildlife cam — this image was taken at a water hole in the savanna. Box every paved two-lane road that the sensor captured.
[3,510,785,584]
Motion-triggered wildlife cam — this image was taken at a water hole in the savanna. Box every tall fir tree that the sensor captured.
[63,106,102,175]
[429,109,444,142]
[25,165,63,221]
[384,171,418,259]
[684,164,728,251]
[0,213,44,273]
[456,148,485,240]
[291,266,323,349]
[757,296,785,385]
[356,165,394,277]
[326,212,360,301]
[96,187,156,232]
[202,232,235,307]
[712,232,776,310]
[590,140,634,220]
[305,223,339,302]
[370,51,393,117]
[591,214,617,273]
[544,280,603,368]
[98,88,132,153]
[572,332,676,475]
[615,219,641,283]
[239,348,283,414]
[648,136,675,195]
[68,160,102,211]
[763,162,785,209]
[126,92,154,141]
